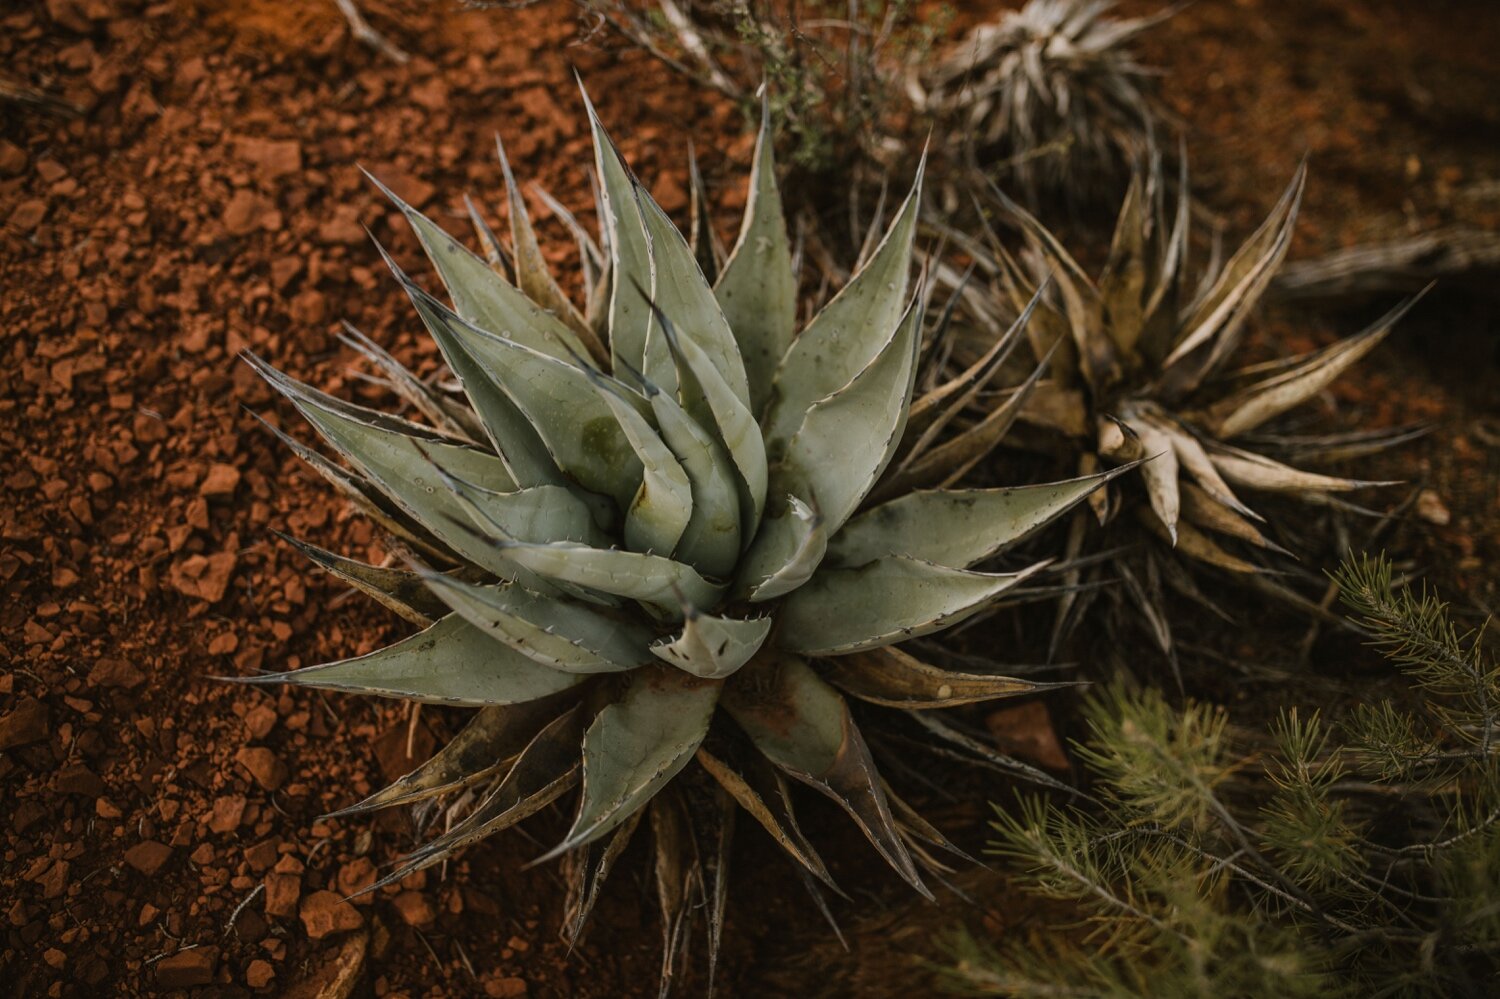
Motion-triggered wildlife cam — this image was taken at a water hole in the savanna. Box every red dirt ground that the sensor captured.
[2,0,1497,996]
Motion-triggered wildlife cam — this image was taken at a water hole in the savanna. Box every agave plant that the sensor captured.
[913,0,1169,202]
[233,92,1117,988]
[940,156,1421,662]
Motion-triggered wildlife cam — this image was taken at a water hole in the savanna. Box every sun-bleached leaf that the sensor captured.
[538,666,720,859]
[363,705,585,894]
[1206,293,1417,438]
[1207,443,1394,494]
[650,610,771,679]
[695,747,837,888]
[827,467,1131,569]
[715,102,796,415]
[820,645,1064,709]
[326,699,567,817]
[763,164,922,451]
[721,653,927,896]
[276,532,447,625]
[221,614,586,705]
[776,555,1049,656]
[1124,413,1181,543]
[421,575,654,673]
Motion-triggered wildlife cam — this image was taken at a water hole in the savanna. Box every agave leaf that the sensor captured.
[1124,414,1181,544]
[496,135,606,363]
[696,747,838,888]
[463,191,511,277]
[276,532,447,625]
[364,704,586,894]
[1145,413,1259,522]
[250,355,563,575]
[583,368,693,558]
[640,374,742,578]
[780,291,922,534]
[364,169,595,364]
[1207,443,1394,494]
[584,90,663,384]
[1206,293,1416,438]
[686,143,724,281]
[421,575,654,673]
[562,807,645,944]
[221,614,586,705]
[413,303,648,509]
[388,266,563,489]
[539,665,720,859]
[1098,174,1149,354]
[819,645,1062,709]
[650,789,698,999]
[703,788,733,994]
[424,465,610,549]
[651,304,768,536]
[476,539,726,617]
[650,610,771,679]
[337,322,472,441]
[827,467,1130,569]
[763,164,922,451]
[636,186,750,409]
[1137,508,1262,573]
[249,411,446,560]
[873,345,1052,501]
[907,711,1075,795]
[326,699,567,818]
[736,495,828,602]
[882,780,976,865]
[721,652,928,896]
[715,101,796,416]
[1180,482,1286,554]
[1164,165,1305,375]
[777,555,1049,656]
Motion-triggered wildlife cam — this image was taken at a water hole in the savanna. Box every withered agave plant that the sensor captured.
[913,0,1170,202]
[231,92,1117,988]
[941,156,1421,662]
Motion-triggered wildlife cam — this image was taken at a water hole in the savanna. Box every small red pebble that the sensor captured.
[235,746,287,791]
[264,872,301,918]
[391,891,436,927]
[300,890,363,940]
[245,958,275,989]
[124,840,173,876]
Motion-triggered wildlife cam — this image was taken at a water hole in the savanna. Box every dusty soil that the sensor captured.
[2,0,1497,997]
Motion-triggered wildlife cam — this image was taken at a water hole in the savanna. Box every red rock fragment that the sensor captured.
[391,891,436,927]
[336,857,376,901]
[235,746,287,791]
[208,794,247,833]
[236,137,303,178]
[264,872,301,917]
[300,890,363,939]
[244,703,278,739]
[124,840,173,876]
[155,948,216,989]
[0,697,50,750]
[169,550,237,602]
[486,977,529,998]
[200,462,241,498]
[245,958,275,989]
[89,657,145,689]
